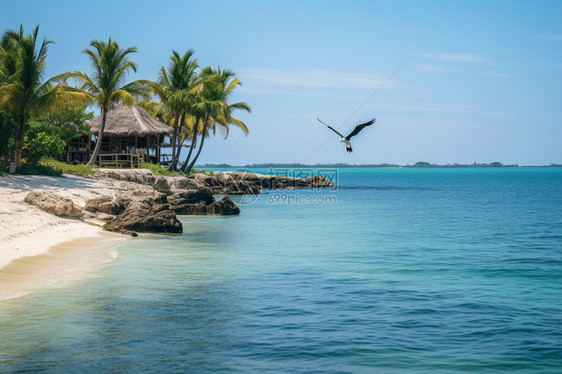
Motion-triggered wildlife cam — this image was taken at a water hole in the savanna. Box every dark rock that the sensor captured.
[169,192,240,216]
[168,188,214,206]
[209,196,240,215]
[103,198,182,234]
[24,191,82,218]
[121,229,139,237]
[221,180,261,195]
[171,202,209,215]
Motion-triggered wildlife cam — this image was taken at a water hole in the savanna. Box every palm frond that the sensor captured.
[108,89,135,106]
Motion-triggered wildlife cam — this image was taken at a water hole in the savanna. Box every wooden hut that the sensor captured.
[66,105,172,167]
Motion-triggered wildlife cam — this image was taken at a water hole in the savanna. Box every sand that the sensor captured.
[0,174,117,270]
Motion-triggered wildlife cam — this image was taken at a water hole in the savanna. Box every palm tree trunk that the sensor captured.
[87,110,107,166]
[172,113,186,170]
[184,128,206,174]
[168,113,180,171]
[175,136,187,168]
[14,138,23,171]
[179,117,200,173]
[14,115,25,171]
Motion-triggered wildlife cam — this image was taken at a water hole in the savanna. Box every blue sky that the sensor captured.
[2,0,561,165]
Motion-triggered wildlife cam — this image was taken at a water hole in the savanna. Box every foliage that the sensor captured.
[140,162,180,176]
[28,103,92,141]
[17,161,63,176]
[189,168,214,176]
[1,26,251,176]
[151,49,201,170]
[24,132,66,163]
[62,38,152,165]
[41,158,98,177]
[138,161,213,176]
[0,25,90,171]
[181,67,251,174]
[22,103,93,164]
[0,109,16,157]
[7,158,97,177]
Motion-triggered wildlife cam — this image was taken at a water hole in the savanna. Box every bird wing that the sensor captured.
[345,118,376,140]
[317,118,345,138]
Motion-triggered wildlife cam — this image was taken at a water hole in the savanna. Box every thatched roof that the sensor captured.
[88,105,172,137]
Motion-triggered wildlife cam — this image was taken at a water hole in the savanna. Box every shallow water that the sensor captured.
[1,168,561,373]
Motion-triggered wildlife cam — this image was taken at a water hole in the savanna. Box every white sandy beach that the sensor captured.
[0,174,115,270]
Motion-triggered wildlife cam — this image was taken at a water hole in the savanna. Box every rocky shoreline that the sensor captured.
[23,169,333,236]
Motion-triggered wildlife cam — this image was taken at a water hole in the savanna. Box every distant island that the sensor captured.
[197,162,562,169]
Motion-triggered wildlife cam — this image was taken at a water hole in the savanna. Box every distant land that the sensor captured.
[196,162,562,169]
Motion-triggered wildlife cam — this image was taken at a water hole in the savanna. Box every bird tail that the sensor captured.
[346,146,353,153]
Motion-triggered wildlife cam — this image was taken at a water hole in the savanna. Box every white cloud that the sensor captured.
[481,70,514,78]
[418,53,495,63]
[237,68,393,90]
[415,63,462,74]
[536,34,562,41]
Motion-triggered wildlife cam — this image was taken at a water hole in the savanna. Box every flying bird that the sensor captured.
[317,118,376,152]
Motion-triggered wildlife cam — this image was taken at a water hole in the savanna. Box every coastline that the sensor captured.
[0,169,333,289]
[0,174,114,270]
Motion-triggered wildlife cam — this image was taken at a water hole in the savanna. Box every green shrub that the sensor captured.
[24,132,66,164]
[18,161,63,176]
[189,168,214,176]
[140,162,179,176]
[41,158,98,177]
[0,110,16,158]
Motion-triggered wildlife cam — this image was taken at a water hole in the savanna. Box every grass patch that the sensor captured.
[42,158,98,177]
[140,162,180,176]
[17,158,98,177]
[140,163,214,176]
[0,158,215,178]
[189,168,214,176]
[18,161,63,176]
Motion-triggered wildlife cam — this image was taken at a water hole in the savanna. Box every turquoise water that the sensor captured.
[1,168,561,373]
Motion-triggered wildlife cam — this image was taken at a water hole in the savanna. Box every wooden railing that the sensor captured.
[97,153,143,168]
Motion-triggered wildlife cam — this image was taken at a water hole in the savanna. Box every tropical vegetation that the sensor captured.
[0,24,251,175]
[61,38,152,165]
[0,25,89,172]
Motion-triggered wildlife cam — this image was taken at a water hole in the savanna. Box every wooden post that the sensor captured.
[157,135,160,163]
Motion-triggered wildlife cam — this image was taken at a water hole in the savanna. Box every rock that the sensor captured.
[152,176,172,193]
[24,191,83,218]
[103,198,182,234]
[168,188,214,205]
[83,195,129,216]
[210,171,334,192]
[168,189,240,215]
[83,211,115,221]
[121,229,138,237]
[170,202,209,215]
[221,179,261,195]
[209,196,240,215]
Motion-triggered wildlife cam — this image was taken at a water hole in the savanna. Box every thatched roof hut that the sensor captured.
[88,104,172,137]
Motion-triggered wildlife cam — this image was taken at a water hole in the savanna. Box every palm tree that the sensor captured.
[152,50,200,171]
[181,67,251,174]
[62,38,150,165]
[0,25,88,171]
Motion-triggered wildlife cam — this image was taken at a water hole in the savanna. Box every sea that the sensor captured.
[1,167,561,373]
